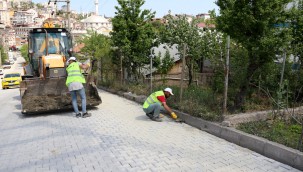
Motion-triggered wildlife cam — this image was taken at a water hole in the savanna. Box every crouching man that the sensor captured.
[143,87,178,122]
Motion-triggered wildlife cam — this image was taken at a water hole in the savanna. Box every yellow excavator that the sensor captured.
[20,21,101,114]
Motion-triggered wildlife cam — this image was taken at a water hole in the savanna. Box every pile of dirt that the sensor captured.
[20,80,101,114]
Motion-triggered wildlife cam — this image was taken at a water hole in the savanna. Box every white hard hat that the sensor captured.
[164,87,174,95]
[67,56,77,63]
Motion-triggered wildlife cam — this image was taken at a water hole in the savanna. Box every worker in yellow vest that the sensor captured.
[66,56,91,118]
[143,88,178,122]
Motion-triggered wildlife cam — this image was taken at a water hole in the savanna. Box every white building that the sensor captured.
[14,26,34,46]
[196,13,211,21]
[7,0,31,8]
[0,0,10,26]
[78,0,112,36]
[12,9,38,26]
[80,15,112,36]
[7,29,15,46]
[34,17,43,26]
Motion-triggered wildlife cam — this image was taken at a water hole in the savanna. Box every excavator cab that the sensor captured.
[24,28,71,78]
[20,28,101,114]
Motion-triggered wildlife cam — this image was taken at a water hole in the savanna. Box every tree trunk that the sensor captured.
[97,60,101,85]
[230,61,258,113]
[186,56,193,86]
[231,84,248,113]
[188,60,193,86]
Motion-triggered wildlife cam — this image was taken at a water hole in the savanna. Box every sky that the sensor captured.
[32,0,219,17]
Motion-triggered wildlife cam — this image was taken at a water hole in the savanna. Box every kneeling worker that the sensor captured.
[143,87,178,122]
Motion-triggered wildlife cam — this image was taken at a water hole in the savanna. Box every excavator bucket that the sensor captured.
[20,75,101,114]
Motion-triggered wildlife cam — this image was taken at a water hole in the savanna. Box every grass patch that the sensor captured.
[243,93,272,112]
[163,85,223,121]
[237,120,303,151]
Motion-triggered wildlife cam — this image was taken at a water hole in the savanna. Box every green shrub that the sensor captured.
[237,120,303,151]
[165,85,222,121]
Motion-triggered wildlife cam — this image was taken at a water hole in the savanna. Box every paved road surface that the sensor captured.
[1,54,25,80]
[0,85,301,172]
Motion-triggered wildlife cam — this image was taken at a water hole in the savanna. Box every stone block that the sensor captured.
[264,141,302,170]
[134,95,146,104]
[221,120,231,127]
[220,127,241,145]
[294,153,303,171]
[239,132,267,154]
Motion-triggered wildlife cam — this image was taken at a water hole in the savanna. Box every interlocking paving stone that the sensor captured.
[0,89,301,172]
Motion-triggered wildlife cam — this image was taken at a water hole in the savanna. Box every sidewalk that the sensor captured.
[0,89,300,171]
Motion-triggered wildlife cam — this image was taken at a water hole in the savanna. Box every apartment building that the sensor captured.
[12,9,37,26]
[0,0,10,26]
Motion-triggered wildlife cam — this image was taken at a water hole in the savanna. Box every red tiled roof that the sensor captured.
[73,43,85,53]
[197,22,215,28]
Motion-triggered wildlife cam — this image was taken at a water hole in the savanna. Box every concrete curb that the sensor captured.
[99,87,303,171]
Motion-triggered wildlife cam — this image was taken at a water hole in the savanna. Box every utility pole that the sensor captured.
[150,48,154,94]
[279,49,286,88]
[179,43,186,103]
[48,0,70,30]
[223,35,230,115]
[67,0,70,30]
[120,53,123,85]
[277,49,286,113]
[0,48,2,66]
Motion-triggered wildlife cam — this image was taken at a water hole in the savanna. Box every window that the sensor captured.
[4,73,20,78]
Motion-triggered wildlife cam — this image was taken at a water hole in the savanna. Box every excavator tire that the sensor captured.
[20,75,101,114]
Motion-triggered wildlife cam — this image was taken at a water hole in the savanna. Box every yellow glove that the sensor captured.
[171,112,178,119]
[82,63,90,67]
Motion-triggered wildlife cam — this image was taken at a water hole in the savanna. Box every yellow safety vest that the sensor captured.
[66,62,86,86]
[143,90,164,108]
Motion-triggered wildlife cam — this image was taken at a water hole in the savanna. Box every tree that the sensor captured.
[80,31,111,60]
[154,49,174,82]
[161,15,215,85]
[29,2,35,8]
[79,31,111,83]
[20,2,30,10]
[20,44,29,62]
[111,0,156,82]
[36,3,44,10]
[77,14,86,21]
[216,0,292,112]
[289,0,303,64]
[0,46,8,64]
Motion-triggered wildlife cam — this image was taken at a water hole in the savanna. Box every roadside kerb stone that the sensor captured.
[172,109,303,171]
[99,87,303,171]
[134,95,146,104]
[123,92,136,101]
[239,131,267,155]
[122,92,146,104]
[264,141,303,170]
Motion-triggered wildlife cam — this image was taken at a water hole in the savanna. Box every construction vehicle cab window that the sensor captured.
[32,32,70,57]
[26,28,72,78]
[20,25,101,114]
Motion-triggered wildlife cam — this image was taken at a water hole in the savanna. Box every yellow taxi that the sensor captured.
[1,72,22,89]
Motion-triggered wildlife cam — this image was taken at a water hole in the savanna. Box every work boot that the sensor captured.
[82,112,91,118]
[159,114,164,118]
[75,113,81,118]
[146,113,153,119]
[151,117,162,122]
